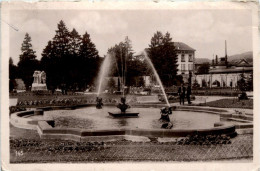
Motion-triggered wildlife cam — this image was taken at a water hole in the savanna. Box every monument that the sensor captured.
[31,71,48,91]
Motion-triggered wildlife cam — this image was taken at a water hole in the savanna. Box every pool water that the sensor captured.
[43,107,221,130]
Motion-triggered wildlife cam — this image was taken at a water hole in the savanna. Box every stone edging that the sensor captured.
[10,105,249,141]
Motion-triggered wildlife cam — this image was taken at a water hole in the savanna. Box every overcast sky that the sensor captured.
[9,9,252,64]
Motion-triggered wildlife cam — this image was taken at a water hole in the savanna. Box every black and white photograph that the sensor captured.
[1,1,259,170]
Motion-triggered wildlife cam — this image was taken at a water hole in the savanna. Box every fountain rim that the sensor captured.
[9,104,250,141]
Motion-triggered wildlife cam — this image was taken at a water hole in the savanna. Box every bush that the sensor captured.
[9,106,26,114]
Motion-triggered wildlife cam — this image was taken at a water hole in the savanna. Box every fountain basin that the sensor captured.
[10,104,251,142]
[108,112,139,117]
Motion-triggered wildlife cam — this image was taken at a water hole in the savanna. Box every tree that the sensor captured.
[41,21,100,91]
[247,72,253,91]
[197,63,210,74]
[69,28,82,55]
[147,31,178,86]
[17,33,39,90]
[107,77,116,93]
[9,57,17,80]
[237,72,247,91]
[9,57,17,91]
[79,31,100,87]
[108,37,148,87]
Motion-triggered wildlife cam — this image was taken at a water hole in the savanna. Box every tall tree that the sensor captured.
[41,41,59,90]
[18,33,39,90]
[108,37,149,87]
[9,57,18,91]
[41,22,100,91]
[79,31,100,88]
[69,28,82,56]
[147,31,178,86]
[53,20,71,57]
[79,31,99,59]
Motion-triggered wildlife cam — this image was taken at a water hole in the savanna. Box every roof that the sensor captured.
[174,42,196,51]
[209,67,253,74]
[194,58,210,64]
[230,58,253,67]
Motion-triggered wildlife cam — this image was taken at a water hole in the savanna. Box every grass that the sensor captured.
[195,98,253,109]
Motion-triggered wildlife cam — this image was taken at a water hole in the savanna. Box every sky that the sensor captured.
[9,9,252,64]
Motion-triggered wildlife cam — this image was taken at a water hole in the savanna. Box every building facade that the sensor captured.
[194,58,253,88]
[174,42,196,82]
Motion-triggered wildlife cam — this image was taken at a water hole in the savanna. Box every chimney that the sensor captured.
[225,40,228,67]
[215,55,218,65]
[212,59,215,66]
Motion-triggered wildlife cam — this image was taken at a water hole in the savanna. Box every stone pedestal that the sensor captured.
[31,83,48,91]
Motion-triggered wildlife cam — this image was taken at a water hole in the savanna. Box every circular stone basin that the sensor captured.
[43,106,221,130]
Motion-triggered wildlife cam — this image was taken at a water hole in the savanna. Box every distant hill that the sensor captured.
[227,51,253,63]
[195,51,253,65]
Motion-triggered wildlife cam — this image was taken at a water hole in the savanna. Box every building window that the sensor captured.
[188,64,193,70]
[189,54,193,62]
[181,64,185,71]
[181,54,185,62]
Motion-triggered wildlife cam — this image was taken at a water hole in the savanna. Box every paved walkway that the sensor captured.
[170,96,253,115]
[171,96,234,106]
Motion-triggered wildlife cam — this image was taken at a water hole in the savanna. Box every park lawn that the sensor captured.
[196,98,253,109]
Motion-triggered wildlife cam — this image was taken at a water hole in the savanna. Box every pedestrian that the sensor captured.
[178,83,186,105]
[187,84,192,104]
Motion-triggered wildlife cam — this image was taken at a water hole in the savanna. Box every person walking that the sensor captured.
[187,84,192,104]
[178,83,186,105]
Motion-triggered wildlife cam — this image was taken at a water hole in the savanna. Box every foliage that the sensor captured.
[247,72,253,91]
[197,62,210,74]
[108,37,149,87]
[9,57,18,91]
[41,20,101,91]
[17,33,40,90]
[107,77,116,91]
[237,72,247,91]
[147,31,178,86]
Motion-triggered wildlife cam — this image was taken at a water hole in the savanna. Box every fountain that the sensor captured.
[96,54,111,109]
[142,51,173,128]
[96,49,172,124]
[107,46,139,117]
[108,97,139,117]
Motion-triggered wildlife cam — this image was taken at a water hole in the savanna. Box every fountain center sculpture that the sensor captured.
[117,97,131,113]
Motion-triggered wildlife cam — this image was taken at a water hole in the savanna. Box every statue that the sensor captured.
[117,97,131,113]
[96,97,103,109]
[159,107,173,129]
[31,71,48,91]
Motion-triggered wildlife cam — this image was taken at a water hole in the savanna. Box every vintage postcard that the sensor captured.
[1,1,259,171]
